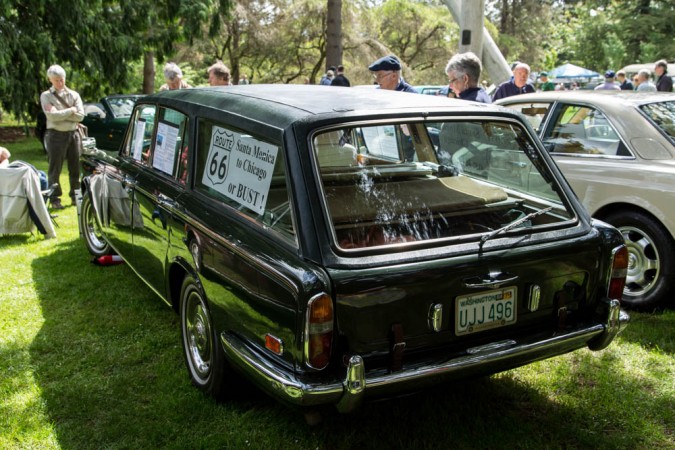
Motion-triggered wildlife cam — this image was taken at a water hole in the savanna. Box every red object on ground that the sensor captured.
[92,255,124,266]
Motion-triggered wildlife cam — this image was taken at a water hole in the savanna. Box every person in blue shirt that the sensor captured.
[319,66,336,86]
[444,52,491,104]
[368,55,417,93]
[492,62,536,101]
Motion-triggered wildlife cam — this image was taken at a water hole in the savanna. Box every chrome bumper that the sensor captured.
[219,299,628,413]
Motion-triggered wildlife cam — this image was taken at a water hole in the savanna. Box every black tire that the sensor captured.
[80,191,112,257]
[179,275,227,398]
[604,211,675,309]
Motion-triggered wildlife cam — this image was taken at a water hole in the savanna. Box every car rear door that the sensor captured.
[123,107,190,295]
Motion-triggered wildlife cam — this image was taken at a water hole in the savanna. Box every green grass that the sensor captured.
[1,137,674,449]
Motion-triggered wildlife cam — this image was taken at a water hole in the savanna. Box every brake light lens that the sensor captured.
[608,245,628,301]
[304,293,334,369]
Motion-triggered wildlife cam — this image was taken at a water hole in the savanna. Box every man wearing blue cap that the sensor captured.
[594,70,620,90]
[368,55,417,93]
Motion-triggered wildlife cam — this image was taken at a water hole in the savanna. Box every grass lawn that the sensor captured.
[1,136,673,449]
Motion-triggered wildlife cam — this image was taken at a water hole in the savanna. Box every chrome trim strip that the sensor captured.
[429,303,443,332]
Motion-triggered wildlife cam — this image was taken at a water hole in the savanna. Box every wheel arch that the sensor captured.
[168,260,193,313]
[593,201,675,309]
[593,202,672,240]
[167,228,205,313]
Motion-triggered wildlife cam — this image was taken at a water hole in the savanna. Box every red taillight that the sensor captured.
[305,293,334,369]
[608,245,628,301]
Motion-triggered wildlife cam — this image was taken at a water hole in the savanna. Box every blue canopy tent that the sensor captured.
[548,63,600,80]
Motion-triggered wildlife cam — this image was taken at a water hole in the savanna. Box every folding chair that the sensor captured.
[40,182,61,227]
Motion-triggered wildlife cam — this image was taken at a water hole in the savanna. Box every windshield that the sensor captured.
[314,120,574,250]
[640,100,675,143]
[108,97,139,119]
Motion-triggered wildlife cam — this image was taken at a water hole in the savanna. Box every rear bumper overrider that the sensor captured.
[219,298,629,413]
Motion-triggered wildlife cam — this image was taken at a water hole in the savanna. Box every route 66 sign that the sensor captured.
[201,125,279,214]
[204,126,234,186]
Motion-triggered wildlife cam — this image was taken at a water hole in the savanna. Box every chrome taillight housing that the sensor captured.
[608,245,628,301]
[304,293,334,370]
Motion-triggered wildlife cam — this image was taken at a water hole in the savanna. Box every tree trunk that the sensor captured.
[325,0,342,69]
[143,51,155,94]
[229,20,241,84]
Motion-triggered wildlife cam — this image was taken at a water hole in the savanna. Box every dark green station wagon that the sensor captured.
[78,85,629,414]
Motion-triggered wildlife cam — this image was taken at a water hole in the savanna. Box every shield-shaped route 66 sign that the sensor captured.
[204,126,234,187]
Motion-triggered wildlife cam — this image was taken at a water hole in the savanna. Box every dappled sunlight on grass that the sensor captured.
[1,137,673,449]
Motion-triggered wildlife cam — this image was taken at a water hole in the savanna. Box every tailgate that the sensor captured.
[329,238,603,366]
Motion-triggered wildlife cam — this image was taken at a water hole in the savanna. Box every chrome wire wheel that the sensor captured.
[183,288,213,383]
[179,276,228,397]
[80,192,111,256]
[621,225,659,299]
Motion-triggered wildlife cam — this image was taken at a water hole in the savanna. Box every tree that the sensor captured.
[0,0,181,120]
[485,0,555,67]
[367,0,458,84]
[325,0,343,68]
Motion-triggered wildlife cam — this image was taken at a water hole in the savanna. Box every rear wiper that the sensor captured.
[479,207,553,250]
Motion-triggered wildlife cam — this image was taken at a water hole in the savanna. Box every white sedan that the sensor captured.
[497,91,675,309]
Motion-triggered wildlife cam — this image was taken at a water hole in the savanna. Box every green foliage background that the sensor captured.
[1,0,673,121]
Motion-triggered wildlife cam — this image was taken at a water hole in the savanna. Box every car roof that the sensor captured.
[495,91,675,108]
[103,94,145,99]
[143,84,499,129]
[620,62,675,76]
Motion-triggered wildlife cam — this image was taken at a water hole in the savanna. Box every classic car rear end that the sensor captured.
[208,96,629,412]
[79,86,628,414]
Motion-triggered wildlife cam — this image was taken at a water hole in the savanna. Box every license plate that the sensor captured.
[455,286,517,336]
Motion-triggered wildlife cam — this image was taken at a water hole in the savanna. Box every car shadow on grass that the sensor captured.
[28,240,673,449]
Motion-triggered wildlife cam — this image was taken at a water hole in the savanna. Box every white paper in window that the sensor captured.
[152,122,180,174]
[361,126,398,158]
[132,119,146,161]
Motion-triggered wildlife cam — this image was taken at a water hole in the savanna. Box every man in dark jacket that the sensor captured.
[330,65,351,87]
[368,55,417,93]
[616,70,634,91]
[655,60,673,92]
[492,62,535,101]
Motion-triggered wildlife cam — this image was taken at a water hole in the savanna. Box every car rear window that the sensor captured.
[313,120,574,250]
[640,100,675,143]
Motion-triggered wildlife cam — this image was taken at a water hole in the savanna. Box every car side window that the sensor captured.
[148,108,189,180]
[123,106,189,183]
[194,119,295,239]
[543,104,630,157]
[501,102,551,132]
[123,104,157,161]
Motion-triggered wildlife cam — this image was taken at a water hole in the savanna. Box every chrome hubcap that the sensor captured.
[85,202,106,250]
[186,294,211,380]
[620,226,659,298]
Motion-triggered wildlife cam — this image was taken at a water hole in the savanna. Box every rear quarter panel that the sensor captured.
[553,157,675,240]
